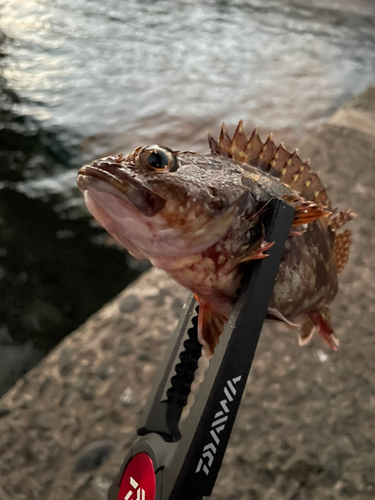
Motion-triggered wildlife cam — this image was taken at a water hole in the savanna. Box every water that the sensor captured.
[0,0,375,394]
[2,0,375,150]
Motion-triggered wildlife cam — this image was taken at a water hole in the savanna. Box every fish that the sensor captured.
[77,121,354,357]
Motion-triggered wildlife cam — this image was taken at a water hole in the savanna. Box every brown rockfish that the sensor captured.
[77,122,354,357]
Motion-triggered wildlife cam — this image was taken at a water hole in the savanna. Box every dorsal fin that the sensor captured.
[329,209,356,232]
[328,209,356,272]
[208,122,330,208]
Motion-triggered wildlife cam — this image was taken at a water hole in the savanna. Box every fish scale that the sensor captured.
[77,122,354,356]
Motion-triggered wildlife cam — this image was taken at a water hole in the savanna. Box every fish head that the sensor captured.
[77,145,251,261]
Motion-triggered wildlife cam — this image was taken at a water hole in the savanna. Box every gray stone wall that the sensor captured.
[1,83,375,500]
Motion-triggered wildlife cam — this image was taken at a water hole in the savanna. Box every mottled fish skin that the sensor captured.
[77,124,354,356]
[270,221,338,319]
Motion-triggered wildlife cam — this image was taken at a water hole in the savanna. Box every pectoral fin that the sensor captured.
[195,297,229,358]
[230,239,275,269]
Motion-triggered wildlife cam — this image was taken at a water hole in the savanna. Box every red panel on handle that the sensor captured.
[118,453,156,500]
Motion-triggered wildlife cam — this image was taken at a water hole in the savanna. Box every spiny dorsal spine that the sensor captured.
[208,121,330,208]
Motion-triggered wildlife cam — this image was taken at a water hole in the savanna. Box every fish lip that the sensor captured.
[77,163,166,217]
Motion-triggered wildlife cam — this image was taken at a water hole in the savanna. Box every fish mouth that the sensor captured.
[77,160,236,259]
[77,162,166,217]
[77,161,172,260]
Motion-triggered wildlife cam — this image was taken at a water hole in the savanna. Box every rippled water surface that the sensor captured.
[3,0,375,149]
[0,0,375,393]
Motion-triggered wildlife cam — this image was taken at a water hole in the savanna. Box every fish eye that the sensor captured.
[136,145,179,172]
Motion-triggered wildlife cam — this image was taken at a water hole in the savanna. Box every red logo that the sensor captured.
[118,453,156,500]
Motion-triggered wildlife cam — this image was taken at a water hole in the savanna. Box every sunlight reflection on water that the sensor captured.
[2,0,375,151]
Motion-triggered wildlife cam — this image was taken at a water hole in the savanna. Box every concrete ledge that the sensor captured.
[1,83,375,499]
[328,82,375,138]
